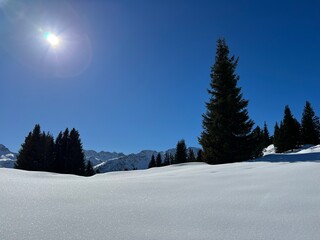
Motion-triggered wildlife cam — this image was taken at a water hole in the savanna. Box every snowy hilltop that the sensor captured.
[258,144,320,162]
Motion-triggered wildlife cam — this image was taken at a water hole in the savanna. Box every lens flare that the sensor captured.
[45,32,60,46]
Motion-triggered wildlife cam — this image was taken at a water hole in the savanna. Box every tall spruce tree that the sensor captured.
[262,122,271,148]
[40,132,55,172]
[273,122,280,150]
[301,101,320,145]
[277,106,300,152]
[15,132,33,170]
[251,126,264,158]
[15,124,42,171]
[60,128,73,173]
[69,128,86,176]
[199,38,254,164]
[174,140,187,164]
[54,131,64,173]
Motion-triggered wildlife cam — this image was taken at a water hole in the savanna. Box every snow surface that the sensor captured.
[1,152,320,239]
[262,144,276,156]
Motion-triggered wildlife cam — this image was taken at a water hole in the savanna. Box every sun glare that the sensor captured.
[45,32,60,46]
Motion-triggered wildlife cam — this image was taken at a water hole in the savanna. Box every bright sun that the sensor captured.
[45,32,60,46]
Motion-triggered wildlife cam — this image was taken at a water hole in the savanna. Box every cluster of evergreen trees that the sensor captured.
[198,38,320,163]
[15,124,95,176]
[148,140,203,168]
[273,102,320,153]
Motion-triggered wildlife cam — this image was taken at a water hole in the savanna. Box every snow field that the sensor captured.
[1,159,320,240]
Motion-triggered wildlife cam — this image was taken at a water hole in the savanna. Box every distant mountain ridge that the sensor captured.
[85,147,201,173]
[0,143,201,173]
[0,144,17,168]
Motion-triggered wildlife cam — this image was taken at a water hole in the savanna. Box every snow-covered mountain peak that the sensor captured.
[0,144,17,168]
[0,144,11,155]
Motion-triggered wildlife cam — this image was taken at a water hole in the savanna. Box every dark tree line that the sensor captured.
[273,102,320,153]
[148,140,203,168]
[15,124,95,176]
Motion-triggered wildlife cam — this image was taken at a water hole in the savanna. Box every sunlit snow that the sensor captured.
[1,147,320,240]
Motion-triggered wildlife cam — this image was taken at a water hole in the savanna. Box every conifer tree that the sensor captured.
[251,126,264,158]
[273,122,280,150]
[30,124,42,170]
[196,149,203,162]
[40,132,55,172]
[277,121,286,153]
[15,132,33,170]
[54,131,64,173]
[199,39,254,164]
[187,148,196,162]
[277,106,300,152]
[301,101,320,145]
[148,155,156,168]
[15,124,42,170]
[174,140,187,164]
[156,153,162,167]
[262,122,271,148]
[69,128,86,176]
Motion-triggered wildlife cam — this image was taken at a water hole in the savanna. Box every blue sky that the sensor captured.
[1,0,320,153]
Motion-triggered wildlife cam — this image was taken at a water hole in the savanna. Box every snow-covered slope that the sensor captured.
[258,144,320,162]
[0,144,17,168]
[1,157,320,240]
